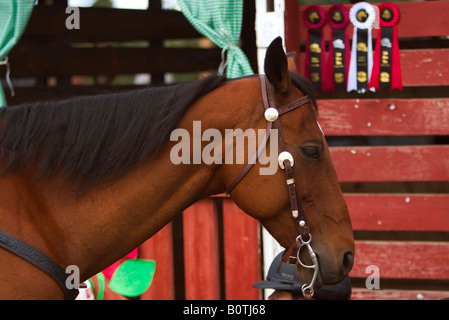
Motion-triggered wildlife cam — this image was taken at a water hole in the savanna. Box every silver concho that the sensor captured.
[264,107,279,122]
[278,151,294,169]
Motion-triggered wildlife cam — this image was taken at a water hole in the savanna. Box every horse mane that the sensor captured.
[289,71,318,112]
[0,74,226,188]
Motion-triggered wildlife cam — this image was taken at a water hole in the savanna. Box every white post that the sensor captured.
[255,0,286,73]
[255,0,286,300]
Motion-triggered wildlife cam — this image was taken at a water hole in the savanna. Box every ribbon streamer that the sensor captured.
[369,2,402,91]
[0,56,14,97]
[347,2,375,93]
[303,5,328,92]
[327,5,350,92]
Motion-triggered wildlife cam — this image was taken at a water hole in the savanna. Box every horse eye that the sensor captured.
[300,146,321,159]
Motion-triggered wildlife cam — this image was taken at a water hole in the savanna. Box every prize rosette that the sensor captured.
[347,2,375,93]
[369,2,402,91]
[303,5,328,92]
[327,4,350,91]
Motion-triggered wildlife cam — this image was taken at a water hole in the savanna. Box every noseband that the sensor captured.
[224,75,319,297]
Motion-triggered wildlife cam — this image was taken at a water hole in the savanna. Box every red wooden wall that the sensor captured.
[139,198,261,300]
[285,0,449,299]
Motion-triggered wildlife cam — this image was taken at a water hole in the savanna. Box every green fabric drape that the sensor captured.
[177,0,253,78]
[0,0,34,107]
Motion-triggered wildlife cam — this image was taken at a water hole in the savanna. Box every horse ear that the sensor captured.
[286,52,297,73]
[264,37,291,93]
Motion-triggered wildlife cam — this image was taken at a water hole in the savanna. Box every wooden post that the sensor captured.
[183,199,221,299]
[223,199,261,300]
[139,223,175,300]
[148,0,165,85]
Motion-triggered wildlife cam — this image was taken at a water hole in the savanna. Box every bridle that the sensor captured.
[224,74,319,298]
[0,229,79,299]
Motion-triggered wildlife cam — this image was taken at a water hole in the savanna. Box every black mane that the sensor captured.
[289,71,318,112]
[0,74,226,187]
[0,72,315,190]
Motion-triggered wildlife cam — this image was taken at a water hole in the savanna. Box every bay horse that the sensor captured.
[0,37,354,299]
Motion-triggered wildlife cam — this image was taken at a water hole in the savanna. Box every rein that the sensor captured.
[225,75,319,297]
[0,229,79,300]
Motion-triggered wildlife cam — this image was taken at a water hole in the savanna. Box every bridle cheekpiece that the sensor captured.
[225,75,319,298]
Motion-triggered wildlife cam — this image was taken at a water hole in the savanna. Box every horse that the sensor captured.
[0,37,354,299]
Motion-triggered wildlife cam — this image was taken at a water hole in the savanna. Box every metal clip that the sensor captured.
[296,234,319,298]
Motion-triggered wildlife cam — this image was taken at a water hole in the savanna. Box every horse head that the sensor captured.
[223,38,354,289]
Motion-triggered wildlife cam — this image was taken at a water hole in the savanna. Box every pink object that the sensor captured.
[102,248,138,280]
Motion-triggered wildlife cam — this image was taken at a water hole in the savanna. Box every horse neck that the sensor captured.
[48,147,219,280]
[4,77,261,283]
[0,148,215,298]
[0,77,262,298]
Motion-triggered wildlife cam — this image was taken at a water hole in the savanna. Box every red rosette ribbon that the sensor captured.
[369,2,402,91]
[328,4,349,29]
[303,5,326,29]
[379,2,400,28]
[327,4,350,91]
[303,5,328,92]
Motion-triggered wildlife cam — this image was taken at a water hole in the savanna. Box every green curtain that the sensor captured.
[177,0,253,79]
[0,0,35,107]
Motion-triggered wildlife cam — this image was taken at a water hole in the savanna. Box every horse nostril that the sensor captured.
[343,251,354,273]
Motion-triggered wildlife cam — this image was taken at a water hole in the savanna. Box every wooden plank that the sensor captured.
[318,98,449,136]
[330,146,449,182]
[183,199,220,300]
[350,241,449,280]
[9,46,221,77]
[391,0,449,38]
[399,49,449,87]
[7,85,145,106]
[23,6,200,42]
[222,199,261,300]
[139,223,175,300]
[296,1,449,41]
[284,0,300,62]
[299,49,449,87]
[351,288,449,300]
[345,194,449,232]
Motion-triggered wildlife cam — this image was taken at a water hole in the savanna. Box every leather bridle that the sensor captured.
[224,75,319,297]
[0,229,79,299]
